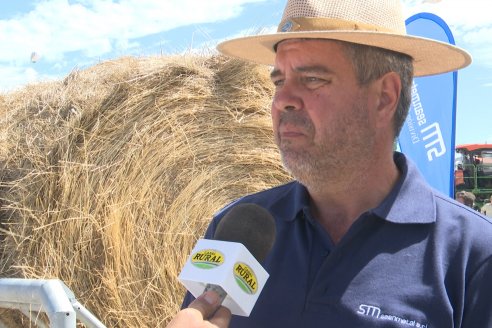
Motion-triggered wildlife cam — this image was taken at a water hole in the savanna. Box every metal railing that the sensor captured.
[457,163,492,194]
[0,278,106,328]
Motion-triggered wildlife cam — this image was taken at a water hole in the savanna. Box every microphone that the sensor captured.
[178,203,275,317]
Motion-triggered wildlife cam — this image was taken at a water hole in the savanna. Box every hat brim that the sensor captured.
[217,31,472,77]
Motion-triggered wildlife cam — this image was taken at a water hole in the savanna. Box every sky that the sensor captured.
[0,0,491,146]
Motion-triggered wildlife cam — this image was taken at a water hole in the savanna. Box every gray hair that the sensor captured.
[338,41,414,138]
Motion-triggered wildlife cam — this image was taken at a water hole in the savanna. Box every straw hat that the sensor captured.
[217,0,471,76]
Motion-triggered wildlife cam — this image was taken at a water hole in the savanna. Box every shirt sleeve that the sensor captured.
[462,255,492,327]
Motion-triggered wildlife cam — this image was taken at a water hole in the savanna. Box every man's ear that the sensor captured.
[375,71,401,128]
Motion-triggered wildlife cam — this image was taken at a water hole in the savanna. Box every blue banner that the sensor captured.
[398,13,458,197]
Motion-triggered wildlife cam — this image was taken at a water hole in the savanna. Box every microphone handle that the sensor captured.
[203,283,228,309]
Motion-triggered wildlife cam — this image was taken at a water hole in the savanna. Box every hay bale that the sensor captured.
[0,54,290,327]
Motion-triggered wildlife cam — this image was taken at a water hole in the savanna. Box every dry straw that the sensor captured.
[0,55,291,327]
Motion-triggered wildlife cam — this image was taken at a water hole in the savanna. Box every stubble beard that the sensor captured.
[279,137,345,191]
[277,101,374,192]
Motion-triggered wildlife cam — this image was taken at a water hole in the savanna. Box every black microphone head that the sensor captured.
[213,203,276,263]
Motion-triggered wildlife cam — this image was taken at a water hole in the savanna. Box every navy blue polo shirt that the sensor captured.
[182,152,492,327]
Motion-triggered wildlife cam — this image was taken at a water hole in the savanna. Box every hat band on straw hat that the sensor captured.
[217,0,472,76]
[278,17,397,34]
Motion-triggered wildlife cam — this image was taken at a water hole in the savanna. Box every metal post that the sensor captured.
[0,278,106,328]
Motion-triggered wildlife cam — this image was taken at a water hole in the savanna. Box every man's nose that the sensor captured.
[272,82,303,112]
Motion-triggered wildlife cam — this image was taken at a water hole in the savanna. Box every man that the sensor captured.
[481,195,492,217]
[167,291,230,328]
[455,190,475,208]
[176,0,492,327]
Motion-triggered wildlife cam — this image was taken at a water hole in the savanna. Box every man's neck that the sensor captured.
[306,153,400,244]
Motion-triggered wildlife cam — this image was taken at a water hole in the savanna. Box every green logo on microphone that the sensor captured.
[234,262,258,294]
[191,249,224,269]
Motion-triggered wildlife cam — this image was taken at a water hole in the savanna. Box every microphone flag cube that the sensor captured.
[178,239,269,316]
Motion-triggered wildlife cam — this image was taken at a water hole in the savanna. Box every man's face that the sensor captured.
[270,39,381,186]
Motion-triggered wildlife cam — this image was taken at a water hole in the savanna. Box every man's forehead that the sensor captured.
[273,39,350,72]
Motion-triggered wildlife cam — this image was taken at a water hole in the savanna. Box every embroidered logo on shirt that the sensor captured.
[357,304,428,327]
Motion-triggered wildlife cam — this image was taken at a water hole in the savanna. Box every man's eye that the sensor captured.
[272,79,284,87]
[304,77,332,87]
[305,77,322,82]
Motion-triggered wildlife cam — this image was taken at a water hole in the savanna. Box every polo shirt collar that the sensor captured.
[272,181,310,222]
[372,152,436,224]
